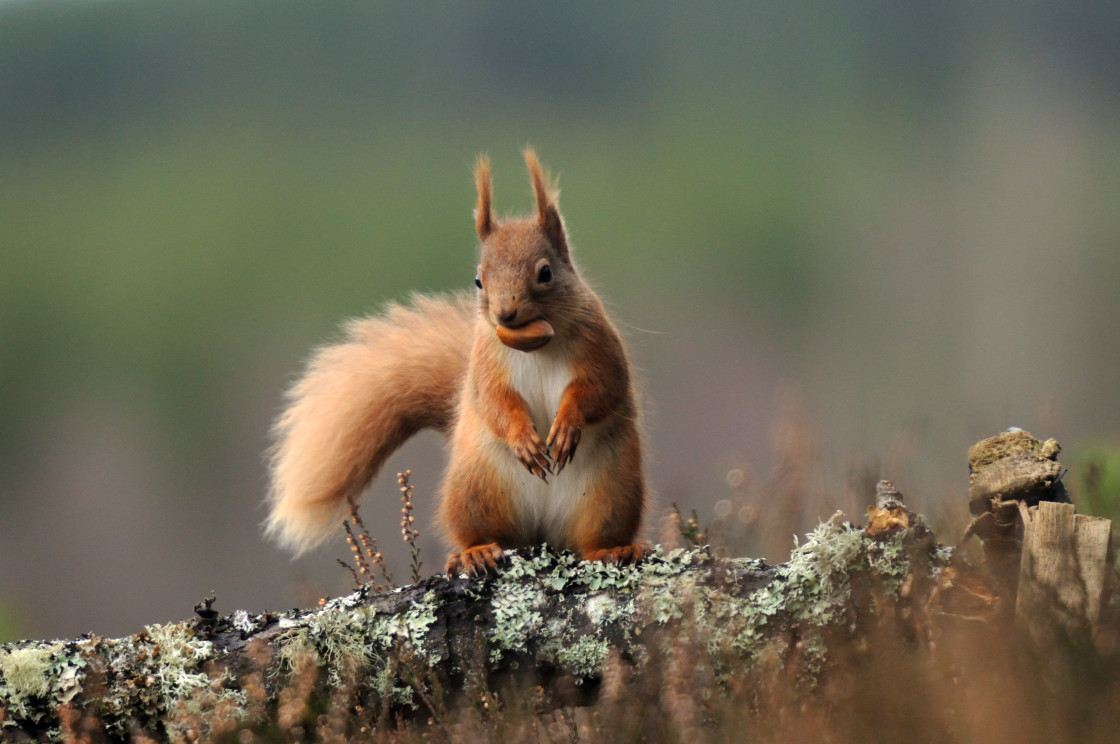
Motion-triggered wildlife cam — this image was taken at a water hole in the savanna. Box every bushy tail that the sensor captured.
[266,292,476,554]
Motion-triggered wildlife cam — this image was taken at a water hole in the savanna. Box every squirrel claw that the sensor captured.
[516,448,551,480]
[447,543,506,577]
[513,429,553,480]
[547,422,581,473]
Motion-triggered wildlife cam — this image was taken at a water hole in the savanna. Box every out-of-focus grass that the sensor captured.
[0,603,22,646]
[1077,444,1120,525]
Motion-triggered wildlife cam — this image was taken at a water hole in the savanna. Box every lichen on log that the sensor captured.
[0,498,961,742]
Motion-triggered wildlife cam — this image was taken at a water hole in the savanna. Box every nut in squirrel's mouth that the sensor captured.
[495,317,555,352]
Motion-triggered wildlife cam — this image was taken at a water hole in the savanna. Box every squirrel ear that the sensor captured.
[474,155,494,241]
[523,147,569,260]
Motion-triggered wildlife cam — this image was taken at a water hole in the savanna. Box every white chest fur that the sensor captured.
[506,346,571,434]
[499,346,602,550]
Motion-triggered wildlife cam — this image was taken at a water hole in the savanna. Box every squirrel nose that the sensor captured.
[496,307,519,326]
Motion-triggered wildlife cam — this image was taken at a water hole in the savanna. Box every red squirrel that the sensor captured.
[266,149,649,576]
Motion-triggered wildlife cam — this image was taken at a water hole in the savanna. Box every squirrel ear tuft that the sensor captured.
[474,154,494,240]
[523,147,568,259]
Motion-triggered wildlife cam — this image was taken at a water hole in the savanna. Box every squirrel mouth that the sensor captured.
[495,317,555,352]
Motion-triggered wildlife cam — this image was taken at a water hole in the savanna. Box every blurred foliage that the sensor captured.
[0,603,22,644]
[1078,445,1120,524]
[4,0,1117,440]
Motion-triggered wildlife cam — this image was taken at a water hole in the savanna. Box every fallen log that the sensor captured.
[1,491,976,741]
[3,430,1113,742]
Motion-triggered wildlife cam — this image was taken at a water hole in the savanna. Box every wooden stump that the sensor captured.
[964,429,1115,643]
[1015,501,1113,640]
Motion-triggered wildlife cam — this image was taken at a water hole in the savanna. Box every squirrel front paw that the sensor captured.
[511,424,552,480]
[546,417,582,473]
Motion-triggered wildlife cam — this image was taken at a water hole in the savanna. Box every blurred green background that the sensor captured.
[2,0,1119,642]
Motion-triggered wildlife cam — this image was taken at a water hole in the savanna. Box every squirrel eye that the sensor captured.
[537,264,553,284]
[474,275,483,289]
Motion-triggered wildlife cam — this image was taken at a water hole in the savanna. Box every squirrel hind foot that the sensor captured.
[446,543,507,577]
[582,542,652,566]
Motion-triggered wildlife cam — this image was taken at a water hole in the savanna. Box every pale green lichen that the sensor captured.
[558,634,611,680]
[0,643,69,723]
[398,590,441,661]
[866,535,912,592]
[142,623,220,711]
[490,526,922,683]
[0,642,88,739]
[574,560,634,592]
[479,547,704,672]
[306,606,376,674]
[103,622,246,740]
[488,580,546,663]
[584,593,635,627]
[275,625,320,673]
[646,573,698,625]
[0,645,58,700]
[272,588,445,709]
[369,656,417,708]
[680,512,924,673]
[781,511,868,620]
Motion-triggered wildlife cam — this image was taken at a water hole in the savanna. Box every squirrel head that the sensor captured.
[473,149,577,352]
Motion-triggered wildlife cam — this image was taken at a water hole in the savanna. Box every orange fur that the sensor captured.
[523,147,567,254]
[474,155,493,240]
[266,293,473,553]
[267,149,648,573]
